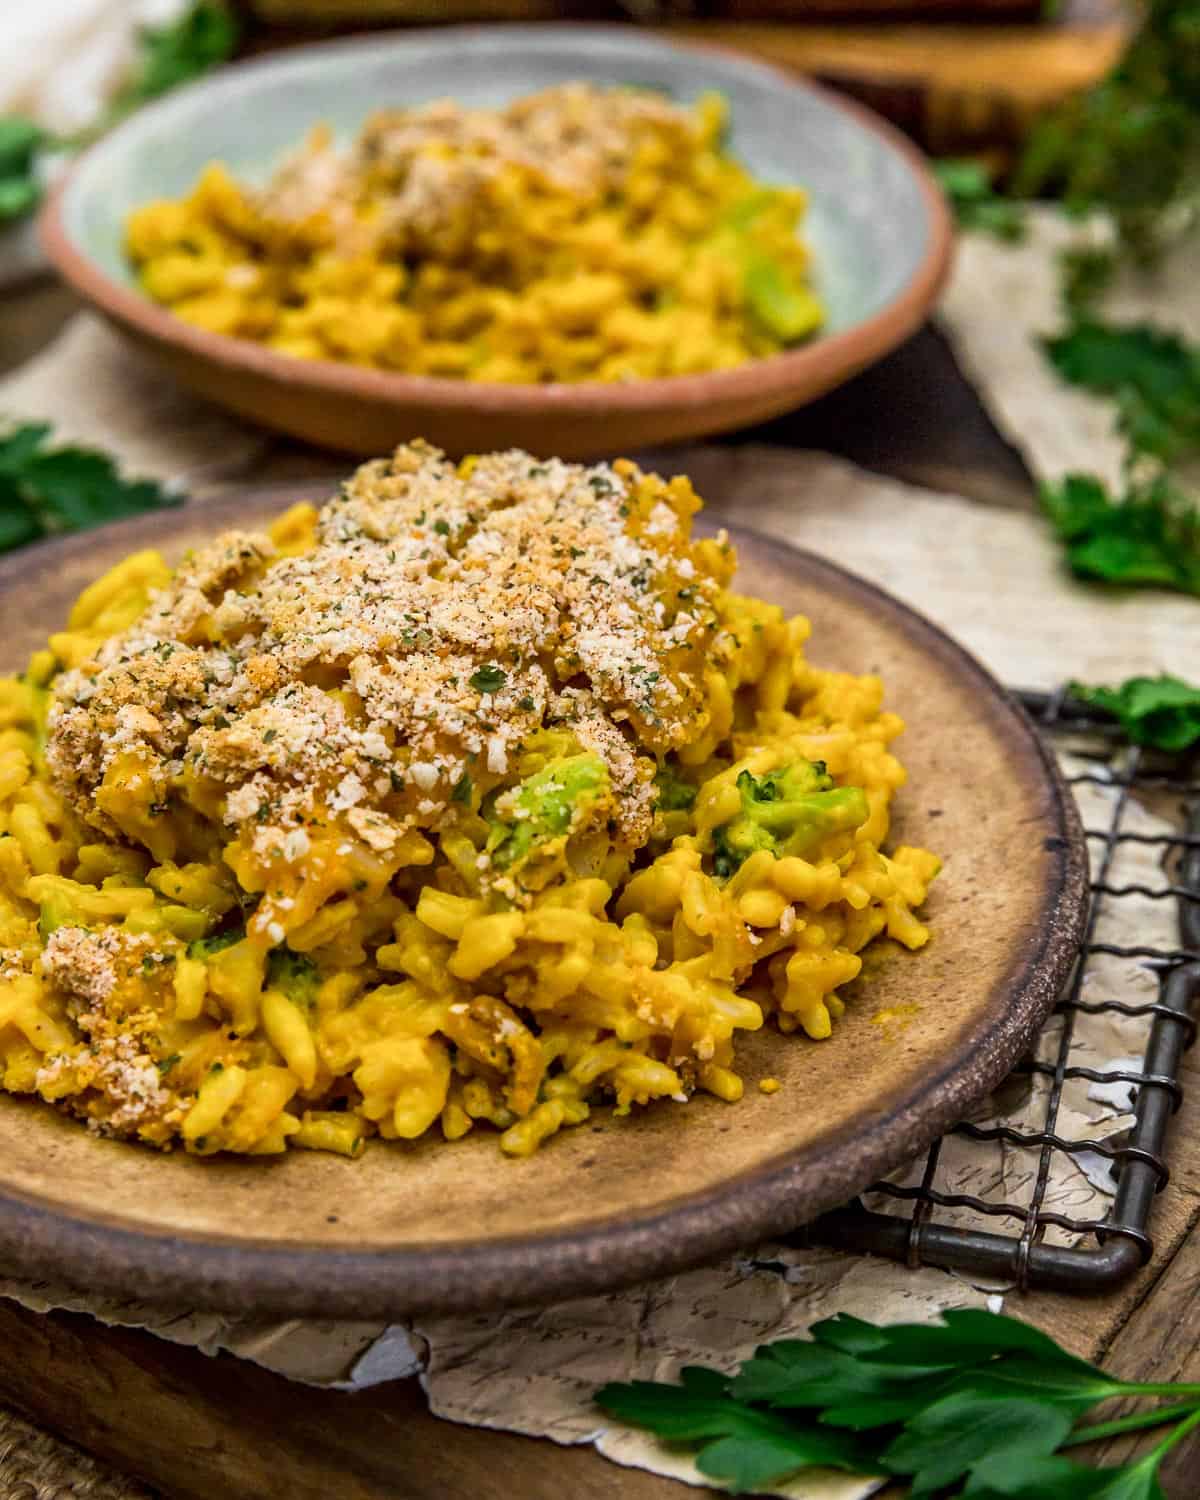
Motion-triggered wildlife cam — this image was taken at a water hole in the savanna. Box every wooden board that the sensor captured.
[242,0,1046,21]
[665,18,1127,151]
[235,7,1129,152]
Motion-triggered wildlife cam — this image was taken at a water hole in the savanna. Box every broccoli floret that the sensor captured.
[742,255,824,344]
[711,762,869,879]
[266,947,321,1006]
[654,763,697,813]
[487,753,611,869]
[37,890,78,940]
[186,926,244,960]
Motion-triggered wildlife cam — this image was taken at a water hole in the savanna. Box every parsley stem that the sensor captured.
[1118,1382,1200,1399]
[1062,1399,1200,1448]
[1146,1401,1200,1462]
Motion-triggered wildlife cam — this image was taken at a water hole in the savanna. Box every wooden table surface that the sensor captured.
[1,277,1197,1499]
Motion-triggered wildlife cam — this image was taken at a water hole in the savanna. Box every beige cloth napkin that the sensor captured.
[0,307,1192,1497]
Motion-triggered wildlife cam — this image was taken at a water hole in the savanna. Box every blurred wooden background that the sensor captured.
[232,0,1129,154]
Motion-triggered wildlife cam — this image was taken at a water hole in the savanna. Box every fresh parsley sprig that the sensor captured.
[1015,0,1200,269]
[1039,473,1200,597]
[1070,675,1200,753]
[933,159,1026,243]
[1043,321,1200,471]
[597,1309,1200,1497]
[0,423,181,553]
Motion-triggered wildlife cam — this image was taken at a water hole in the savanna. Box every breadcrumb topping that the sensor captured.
[46,442,720,869]
[36,925,182,1136]
[264,84,703,255]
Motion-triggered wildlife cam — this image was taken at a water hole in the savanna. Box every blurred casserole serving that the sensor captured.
[125,83,825,382]
[0,445,937,1159]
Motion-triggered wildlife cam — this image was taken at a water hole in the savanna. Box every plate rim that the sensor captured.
[0,489,1087,1317]
[38,23,953,424]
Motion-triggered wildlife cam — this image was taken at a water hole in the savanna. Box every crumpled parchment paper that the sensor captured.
[0,305,1188,1496]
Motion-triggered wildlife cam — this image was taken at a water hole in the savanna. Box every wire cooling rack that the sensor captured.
[809,687,1200,1294]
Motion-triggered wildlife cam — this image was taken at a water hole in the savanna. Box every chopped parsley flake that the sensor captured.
[469,664,507,694]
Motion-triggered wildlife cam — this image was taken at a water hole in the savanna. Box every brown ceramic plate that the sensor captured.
[40,26,952,460]
[0,484,1086,1317]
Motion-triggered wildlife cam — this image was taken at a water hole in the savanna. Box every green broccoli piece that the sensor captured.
[487,753,610,869]
[186,926,245,960]
[742,256,824,344]
[654,763,697,813]
[37,889,78,940]
[266,947,321,1006]
[722,189,775,232]
[711,762,869,879]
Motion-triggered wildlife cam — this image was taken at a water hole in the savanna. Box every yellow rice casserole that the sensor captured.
[125,84,824,383]
[0,444,938,1159]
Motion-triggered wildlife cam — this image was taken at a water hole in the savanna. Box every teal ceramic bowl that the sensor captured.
[42,25,952,458]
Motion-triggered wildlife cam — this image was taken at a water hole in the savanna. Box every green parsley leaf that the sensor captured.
[1070,674,1200,751]
[1015,0,1200,265]
[0,423,180,553]
[1039,472,1200,595]
[697,1422,875,1493]
[596,1371,878,1492]
[821,1307,1100,1371]
[964,1452,1132,1498]
[737,1311,1114,1431]
[804,1311,890,1355]
[973,1446,1181,1500]
[450,770,473,804]
[0,176,41,222]
[0,118,43,170]
[1043,320,1200,467]
[1087,1457,1171,1500]
[0,116,46,225]
[596,1310,1200,1499]
[469,664,507,694]
[1060,247,1118,320]
[265,948,320,1007]
[933,158,1026,241]
[882,1390,1074,1497]
[0,498,43,552]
